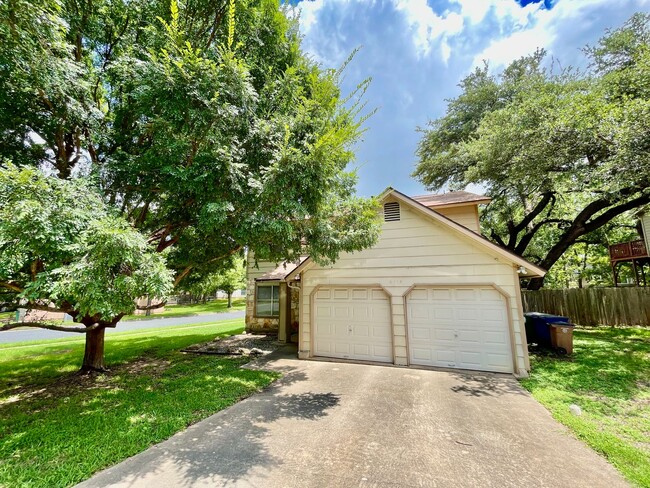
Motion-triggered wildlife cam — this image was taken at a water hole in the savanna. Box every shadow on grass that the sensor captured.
[0,321,286,488]
[0,324,245,403]
[523,327,650,401]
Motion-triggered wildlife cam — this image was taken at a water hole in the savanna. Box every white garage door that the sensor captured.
[407,287,513,373]
[313,287,392,363]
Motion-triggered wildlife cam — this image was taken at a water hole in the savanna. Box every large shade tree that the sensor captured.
[0,0,380,370]
[414,13,650,289]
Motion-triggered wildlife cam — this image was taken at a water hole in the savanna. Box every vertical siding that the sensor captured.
[300,199,528,373]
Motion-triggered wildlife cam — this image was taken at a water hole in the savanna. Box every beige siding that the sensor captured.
[300,199,528,374]
[435,205,480,233]
[641,214,650,245]
[245,251,281,332]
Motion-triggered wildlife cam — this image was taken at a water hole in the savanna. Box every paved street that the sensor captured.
[0,311,245,344]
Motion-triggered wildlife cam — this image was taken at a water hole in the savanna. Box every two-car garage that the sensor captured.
[312,285,514,374]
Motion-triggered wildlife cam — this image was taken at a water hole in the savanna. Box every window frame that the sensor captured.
[255,283,280,318]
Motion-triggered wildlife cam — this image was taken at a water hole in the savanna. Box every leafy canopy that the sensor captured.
[0,165,173,323]
[414,13,650,288]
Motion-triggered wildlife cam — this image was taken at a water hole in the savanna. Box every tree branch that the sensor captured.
[584,192,650,233]
[0,322,101,333]
[135,301,167,311]
[0,281,23,293]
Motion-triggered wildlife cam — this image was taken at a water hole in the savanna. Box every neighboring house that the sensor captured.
[608,207,650,287]
[245,188,545,376]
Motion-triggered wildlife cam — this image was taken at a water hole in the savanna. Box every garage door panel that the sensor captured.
[434,308,454,320]
[432,288,451,300]
[435,349,456,364]
[434,328,456,342]
[314,287,392,363]
[458,351,482,366]
[352,289,369,300]
[411,326,431,341]
[483,330,508,346]
[354,324,370,337]
[334,306,349,318]
[316,306,331,318]
[371,325,391,339]
[411,347,433,362]
[456,330,481,344]
[333,323,348,336]
[457,308,480,321]
[352,305,369,319]
[407,286,513,373]
[454,289,477,301]
[485,353,511,371]
[333,289,349,299]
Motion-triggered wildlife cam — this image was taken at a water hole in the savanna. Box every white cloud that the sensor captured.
[392,0,464,57]
[467,0,617,69]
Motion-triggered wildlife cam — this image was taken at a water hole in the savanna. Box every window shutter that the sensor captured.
[383,202,400,222]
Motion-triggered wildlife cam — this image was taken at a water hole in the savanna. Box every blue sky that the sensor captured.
[294,0,650,197]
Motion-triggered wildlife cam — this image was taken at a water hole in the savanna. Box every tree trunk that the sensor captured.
[81,327,107,372]
[227,291,232,308]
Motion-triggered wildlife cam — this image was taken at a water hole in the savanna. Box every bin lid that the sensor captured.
[549,322,575,328]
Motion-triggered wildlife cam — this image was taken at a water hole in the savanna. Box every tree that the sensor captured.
[0,165,173,371]
[0,0,380,370]
[414,14,650,289]
[214,258,246,307]
[178,258,246,306]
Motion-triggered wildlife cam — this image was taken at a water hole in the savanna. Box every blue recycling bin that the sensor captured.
[524,312,570,347]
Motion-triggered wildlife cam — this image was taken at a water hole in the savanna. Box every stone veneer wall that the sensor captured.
[289,285,300,338]
[245,276,279,333]
[245,278,301,334]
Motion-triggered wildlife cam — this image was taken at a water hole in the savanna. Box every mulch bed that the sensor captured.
[181,333,281,357]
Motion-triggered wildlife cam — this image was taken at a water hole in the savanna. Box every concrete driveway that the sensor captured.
[78,347,628,488]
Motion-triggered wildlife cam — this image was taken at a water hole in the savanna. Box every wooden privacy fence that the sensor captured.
[521,288,650,327]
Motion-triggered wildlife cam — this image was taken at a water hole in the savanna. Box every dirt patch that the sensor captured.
[182,333,280,357]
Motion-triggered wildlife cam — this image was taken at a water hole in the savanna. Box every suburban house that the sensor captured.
[245,188,545,377]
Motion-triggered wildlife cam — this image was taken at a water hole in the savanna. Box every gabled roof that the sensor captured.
[256,256,309,282]
[412,190,491,209]
[386,188,546,277]
[290,187,545,279]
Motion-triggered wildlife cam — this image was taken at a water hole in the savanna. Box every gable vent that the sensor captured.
[383,202,400,222]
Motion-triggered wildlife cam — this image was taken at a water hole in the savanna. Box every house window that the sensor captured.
[383,201,400,222]
[256,284,280,317]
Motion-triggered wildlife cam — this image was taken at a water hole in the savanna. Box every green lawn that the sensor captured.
[521,327,650,487]
[124,297,246,320]
[0,319,278,488]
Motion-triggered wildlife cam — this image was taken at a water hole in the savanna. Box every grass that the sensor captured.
[520,327,650,487]
[124,297,246,320]
[0,319,279,488]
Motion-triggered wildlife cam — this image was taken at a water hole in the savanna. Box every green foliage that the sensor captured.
[0,319,278,487]
[0,0,378,368]
[414,14,650,287]
[521,327,650,486]
[0,165,173,322]
[178,257,246,299]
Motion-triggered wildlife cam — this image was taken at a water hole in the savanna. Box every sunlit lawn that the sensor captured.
[521,327,650,487]
[0,319,278,488]
[124,297,246,320]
